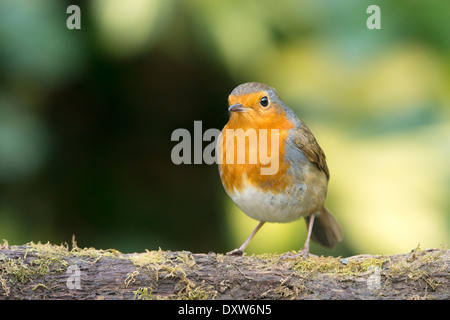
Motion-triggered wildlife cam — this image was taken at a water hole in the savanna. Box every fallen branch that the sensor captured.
[0,242,448,300]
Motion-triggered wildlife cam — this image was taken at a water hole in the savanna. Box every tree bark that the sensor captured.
[0,242,448,300]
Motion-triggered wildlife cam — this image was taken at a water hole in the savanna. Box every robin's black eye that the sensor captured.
[260,96,269,107]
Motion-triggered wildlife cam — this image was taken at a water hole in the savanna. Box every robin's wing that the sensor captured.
[292,124,330,180]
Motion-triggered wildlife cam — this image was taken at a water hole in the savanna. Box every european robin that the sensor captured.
[218,82,343,257]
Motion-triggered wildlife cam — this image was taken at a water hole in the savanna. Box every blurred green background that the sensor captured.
[0,0,449,257]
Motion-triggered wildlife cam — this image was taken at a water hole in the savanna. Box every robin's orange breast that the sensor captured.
[218,104,295,195]
[218,106,328,223]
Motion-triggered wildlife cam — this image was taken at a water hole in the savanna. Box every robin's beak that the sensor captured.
[228,103,246,112]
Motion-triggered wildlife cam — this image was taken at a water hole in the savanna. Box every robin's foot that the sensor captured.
[226,249,244,256]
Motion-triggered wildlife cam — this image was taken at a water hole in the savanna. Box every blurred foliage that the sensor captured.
[0,0,449,256]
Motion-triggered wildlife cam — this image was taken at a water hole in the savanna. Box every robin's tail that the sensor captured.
[305,207,343,249]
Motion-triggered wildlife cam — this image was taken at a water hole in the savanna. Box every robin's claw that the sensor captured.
[226,249,244,256]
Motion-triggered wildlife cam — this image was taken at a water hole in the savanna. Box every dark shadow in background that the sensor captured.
[1,2,236,253]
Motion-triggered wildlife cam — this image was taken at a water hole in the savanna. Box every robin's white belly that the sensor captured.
[228,184,309,223]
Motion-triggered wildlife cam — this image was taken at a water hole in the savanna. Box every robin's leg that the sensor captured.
[227,221,265,256]
[278,214,316,261]
[298,213,315,257]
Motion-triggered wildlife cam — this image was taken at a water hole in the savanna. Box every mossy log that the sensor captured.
[0,242,448,300]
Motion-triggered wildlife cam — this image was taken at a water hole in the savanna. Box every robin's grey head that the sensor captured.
[230,82,280,102]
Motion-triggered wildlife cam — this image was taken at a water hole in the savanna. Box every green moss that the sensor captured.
[0,254,36,284]
[133,287,155,300]
[176,251,197,270]
[69,239,122,262]
[0,242,70,285]
[261,278,307,300]
[388,247,447,292]
[128,248,168,268]
[32,283,49,291]
[291,255,388,277]
[124,270,140,288]
[0,241,127,298]
[293,256,340,274]
[176,280,217,300]
[127,250,216,300]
